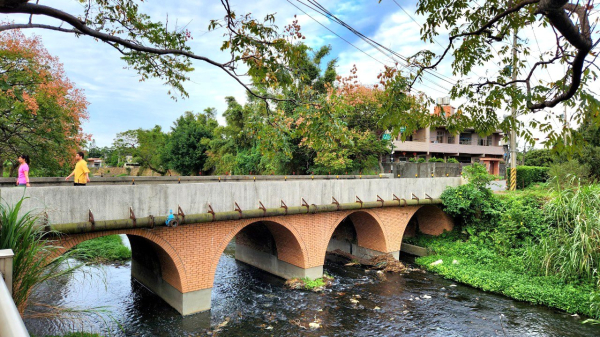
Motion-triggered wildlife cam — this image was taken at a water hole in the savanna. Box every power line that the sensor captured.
[296,0,456,91]
[307,0,456,85]
[286,0,449,95]
[531,26,554,83]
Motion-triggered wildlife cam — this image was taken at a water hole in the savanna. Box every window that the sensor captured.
[459,133,472,145]
[436,131,444,143]
[487,135,493,146]
[447,135,455,143]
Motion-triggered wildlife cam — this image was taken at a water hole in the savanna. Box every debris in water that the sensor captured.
[452,259,459,264]
[430,259,443,266]
[374,306,381,310]
[328,249,407,273]
[309,322,321,329]
[422,295,432,299]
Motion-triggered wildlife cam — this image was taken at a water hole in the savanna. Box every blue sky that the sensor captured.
[2,0,576,147]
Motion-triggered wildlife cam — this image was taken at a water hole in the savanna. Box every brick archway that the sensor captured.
[402,205,454,238]
[208,218,309,287]
[56,229,187,292]
[319,210,390,261]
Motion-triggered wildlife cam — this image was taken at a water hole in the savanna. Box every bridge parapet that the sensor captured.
[0,177,460,227]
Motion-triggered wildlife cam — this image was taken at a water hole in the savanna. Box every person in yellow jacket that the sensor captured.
[65,151,90,186]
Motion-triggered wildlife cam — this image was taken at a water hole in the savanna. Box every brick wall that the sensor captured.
[57,205,453,294]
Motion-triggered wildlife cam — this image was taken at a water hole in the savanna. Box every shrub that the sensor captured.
[417,157,426,163]
[524,149,555,167]
[462,163,494,190]
[428,157,445,163]
[408,157,417,163]
[507,166,549,189]
[447,158,459,163]
[492,194,548,256]
[441,183,499,233]
[547,160,591,186]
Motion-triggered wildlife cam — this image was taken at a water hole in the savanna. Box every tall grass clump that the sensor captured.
[0,197,79,314]
[526,180,600,286]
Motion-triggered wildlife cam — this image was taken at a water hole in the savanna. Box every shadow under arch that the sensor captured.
[57,230,186,311]
[403,205,454,238]
[208,219,311,288]
[324,210,390,260]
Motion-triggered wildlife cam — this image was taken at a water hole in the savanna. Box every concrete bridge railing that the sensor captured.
[0,177,461,226]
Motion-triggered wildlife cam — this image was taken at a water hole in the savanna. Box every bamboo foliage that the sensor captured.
[527,178,600,286]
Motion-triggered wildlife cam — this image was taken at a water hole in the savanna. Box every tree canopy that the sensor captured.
[0,29,88,175]
[407,0,600,147]
[1,1,598,156]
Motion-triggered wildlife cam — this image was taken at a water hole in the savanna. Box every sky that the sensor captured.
[2,0,593,148]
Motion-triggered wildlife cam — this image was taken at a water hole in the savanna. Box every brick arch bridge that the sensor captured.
[58,204,452,315]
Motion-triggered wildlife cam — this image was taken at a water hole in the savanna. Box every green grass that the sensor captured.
[412,235,598,319]
[301,277,325,290]
[75,235,131,263]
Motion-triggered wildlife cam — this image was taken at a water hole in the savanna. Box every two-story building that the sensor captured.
[390,103,505,175]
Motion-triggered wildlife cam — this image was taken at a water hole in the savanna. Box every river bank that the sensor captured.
[74,235,131,264]
[24,241,600,336]
[410,172,600,322]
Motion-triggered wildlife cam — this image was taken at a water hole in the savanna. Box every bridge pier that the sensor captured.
[131,257,212,315]
[327,238,400,260]
[128,235,211,315]
[234,244,323,279]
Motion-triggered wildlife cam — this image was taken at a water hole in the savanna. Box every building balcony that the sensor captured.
[392,140,504,156]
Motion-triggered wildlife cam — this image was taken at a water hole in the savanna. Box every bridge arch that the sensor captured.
[208,218,309,287]
[323,210,390,261]
[56,230,186,293]
[403,205,453,238]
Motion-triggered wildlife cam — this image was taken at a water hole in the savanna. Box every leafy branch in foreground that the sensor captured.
[407,0,600,149]
[0,0,305,103]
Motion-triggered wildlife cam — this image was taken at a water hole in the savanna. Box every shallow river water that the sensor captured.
[25,241,600,336]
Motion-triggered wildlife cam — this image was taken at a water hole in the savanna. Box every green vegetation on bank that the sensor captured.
[408,163,600,320]
[74,235,131,263]
[412,234,596,317]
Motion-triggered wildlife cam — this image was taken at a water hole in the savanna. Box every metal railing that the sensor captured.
[0,249,29,337]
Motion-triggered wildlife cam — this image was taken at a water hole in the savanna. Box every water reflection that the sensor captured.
[25,242,600,336]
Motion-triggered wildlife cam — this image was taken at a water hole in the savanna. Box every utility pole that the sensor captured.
[564,103,569,146]
[509,30,518,191]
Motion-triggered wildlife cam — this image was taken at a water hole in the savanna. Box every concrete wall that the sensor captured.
[0,177,461,225]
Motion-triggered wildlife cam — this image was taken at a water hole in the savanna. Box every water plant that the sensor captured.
[0,196,80,314]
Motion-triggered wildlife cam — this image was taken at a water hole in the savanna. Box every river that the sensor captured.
[25,240,600,336]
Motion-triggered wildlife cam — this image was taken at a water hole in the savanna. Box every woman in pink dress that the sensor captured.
[16,154,30,187]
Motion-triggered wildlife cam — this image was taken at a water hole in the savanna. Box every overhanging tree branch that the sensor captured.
[0,1,295,104]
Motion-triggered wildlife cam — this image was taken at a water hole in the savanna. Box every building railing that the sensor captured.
[0,249,30,337]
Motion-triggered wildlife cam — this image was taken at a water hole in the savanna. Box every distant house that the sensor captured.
[391,99,505,175]
[86,157,104,168]
[123,155,140,168]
